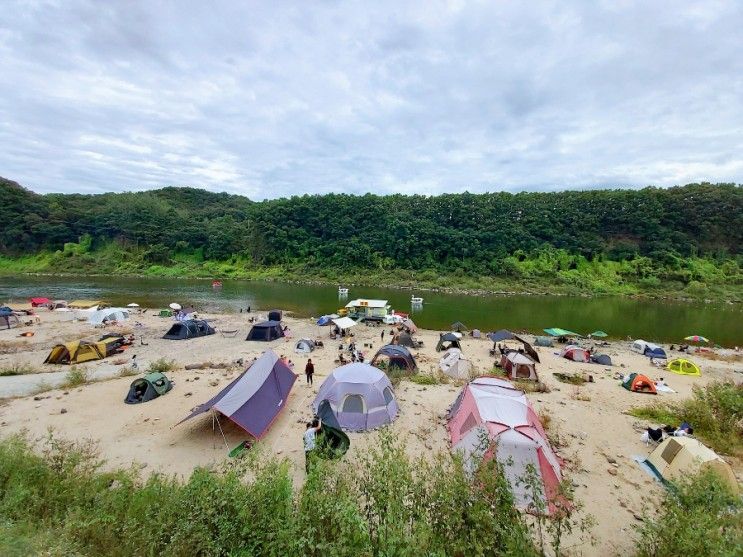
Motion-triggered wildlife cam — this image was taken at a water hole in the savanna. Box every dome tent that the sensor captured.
[295,338,316,354]
[124,372,173,404]
[312,363,398,431]
[667,358,700,376]
[436,332,462,352]
[439,348,472,380]
[500,351,538,381]
[622,372,657,394]
[560,345,590,362]
[246,320,284,341]
[163,319,215,340]
[370,344,417,372]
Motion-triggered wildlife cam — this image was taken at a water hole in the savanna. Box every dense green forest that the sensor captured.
[1,177,741,299]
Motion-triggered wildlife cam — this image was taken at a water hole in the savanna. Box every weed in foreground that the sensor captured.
[62,366,88,388]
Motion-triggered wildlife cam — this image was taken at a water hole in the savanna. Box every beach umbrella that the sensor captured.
[127,303,140,308]
[590,330,608,338]
[487,329,515,343]
[543,327,580,337]
[169,303,182,310]
[684,335,709,343]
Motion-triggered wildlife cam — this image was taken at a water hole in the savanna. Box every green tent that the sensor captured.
[590,330,608,338]
[124,372,173,404]
[543,327,580,337]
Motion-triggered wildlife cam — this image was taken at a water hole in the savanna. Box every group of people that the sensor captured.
[642,422,694,444]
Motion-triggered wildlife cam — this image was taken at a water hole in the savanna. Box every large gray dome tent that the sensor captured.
[371,344,417,372]
[163,319,215,340]
[246,320,284,341]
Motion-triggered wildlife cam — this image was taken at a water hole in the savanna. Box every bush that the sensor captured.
[147,358,177,374]
[0,362,36,376]
[62,366,88,388]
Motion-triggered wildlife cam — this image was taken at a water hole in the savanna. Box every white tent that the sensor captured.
[439,348,472,380]
[88,308,129,326]
[332,317,357,330]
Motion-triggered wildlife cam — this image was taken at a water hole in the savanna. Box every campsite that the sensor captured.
[0,299,741,556]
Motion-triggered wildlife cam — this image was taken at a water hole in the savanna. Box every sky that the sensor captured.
[1,1,742,199]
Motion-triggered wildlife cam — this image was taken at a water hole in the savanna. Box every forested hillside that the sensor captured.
[1,177,741,298]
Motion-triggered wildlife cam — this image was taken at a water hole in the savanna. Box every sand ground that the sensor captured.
[0,306,741,556]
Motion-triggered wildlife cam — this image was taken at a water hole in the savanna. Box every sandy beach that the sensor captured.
[1,306,740,556]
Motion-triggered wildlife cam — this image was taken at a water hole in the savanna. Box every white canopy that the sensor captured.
[344,299,388,309]
[332,316,357,329]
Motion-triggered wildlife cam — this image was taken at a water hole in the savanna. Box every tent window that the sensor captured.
[342,394,364,414]
[515,365,531,379]
[382,387,394,405]
[661,439,683,464]
[460,413,478,436]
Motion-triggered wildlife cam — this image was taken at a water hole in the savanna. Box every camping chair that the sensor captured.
[220,329,239,338]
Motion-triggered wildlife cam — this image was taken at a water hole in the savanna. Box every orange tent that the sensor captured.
[622,373,657,394]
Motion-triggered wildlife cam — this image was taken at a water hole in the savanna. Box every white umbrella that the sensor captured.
[169,303,182,310]
[127,303,140,307]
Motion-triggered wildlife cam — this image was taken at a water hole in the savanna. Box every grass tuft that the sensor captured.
[62,366,88,388]
[0,362,36,376]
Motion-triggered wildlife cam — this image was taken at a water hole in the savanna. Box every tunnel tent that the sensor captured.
[436,332,462,352]
[163,319,215,340]
[268,309,282,322]
[295,338,316,354]
[44,337,123,364]
[371,344,417,371]
[124,372,173,404]
[246,320,284,341]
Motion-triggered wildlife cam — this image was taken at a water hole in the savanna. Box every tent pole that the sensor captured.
[215,413,230,450]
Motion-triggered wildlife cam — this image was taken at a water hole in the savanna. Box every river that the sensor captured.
[1,276,741,346]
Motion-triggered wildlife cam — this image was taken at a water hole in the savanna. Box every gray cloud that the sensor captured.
[1,1,742,199]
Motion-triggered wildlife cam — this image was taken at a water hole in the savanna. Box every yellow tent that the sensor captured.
[645,437,739,495]
[44,337,121,364]
[69,300,102,309]
[667,358,701,376]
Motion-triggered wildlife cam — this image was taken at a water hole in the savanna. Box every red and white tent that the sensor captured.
[560,345,591,362]
[447,377,562,513]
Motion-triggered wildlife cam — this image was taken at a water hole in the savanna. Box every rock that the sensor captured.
[56,396,62,400]
[633,513,644,522]
[63,391,69,395]
[144,418,150,422]
[608,468,617,476]
[571,480,580,488]
[33,396,43,401]
[209,380,219,387]
[60,408,67,414]
[35,404,41,408]
[184,392,193,397]
[193,376,200,380]
[611,462,619,468]
[139,462,148,469]
[607,456,617,464]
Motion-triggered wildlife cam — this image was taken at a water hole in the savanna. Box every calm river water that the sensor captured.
[1,276,741,346]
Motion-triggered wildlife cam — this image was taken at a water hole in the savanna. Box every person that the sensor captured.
[381,330,385,342]
[304,418,322,473]
[674,422,694,436]
[131,354,138,371]
[305,359,314,385]
[247,306,251,313]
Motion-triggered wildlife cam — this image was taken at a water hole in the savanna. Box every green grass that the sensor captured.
[0,362,36,376]
[61,366,88,388]
[408,372,442,385]
[147,358,177,374]
[629,380,743,456]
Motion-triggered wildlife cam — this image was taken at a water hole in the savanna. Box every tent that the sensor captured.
[643,437,739,495]
[44,337,123,364]
[295,338,316,354]
[246,320,284,341]
[124,372,173,404]
[314,400,351,459]
[591,354,613,366]
[439,348,472,380]
[394,331,419,348]
[316,314,338,326]
[472,329,482,338]
[164,319,215,340]
[543,327,580,337]
[622,373,657,394]
[631,340,667,359]
[589,330,608,338]
[331,316,357,330]
[667,358,701,376]
[29,297,50,307]
[1,314,21,329]
[88,308,129,326]
[451,321,468,332]
[401,318,418,334]
[268,309,282,322]
[436,332,462,352]
[560,345,591,362]
[533,336,554,347]
[50,300,68,310]
[447,377,562,513]
[500,351,538,381]
[178,350,297,439]
[512,334,540,364]
[488,329,515,343]
[371,344,417,371]
[312,363,398,431]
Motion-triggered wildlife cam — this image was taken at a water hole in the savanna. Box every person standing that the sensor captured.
[381,330,385,342]
[305,359,315,385]
[304,418,322,473]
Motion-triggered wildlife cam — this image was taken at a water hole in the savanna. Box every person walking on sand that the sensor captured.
[304,418,322,473]
[381,330,385,342]
[305,359,315,385]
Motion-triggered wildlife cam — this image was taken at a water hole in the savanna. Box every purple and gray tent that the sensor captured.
[177,349,297,439]
[312,363,398,431]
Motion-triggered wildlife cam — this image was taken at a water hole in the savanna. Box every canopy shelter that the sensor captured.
[164,319,215,340]
[622,373,657,394]
[401,318,418,334]
[331,316,357,330]
[667,358,701,376]
[589,330,608,338]
[29,297,50,307]
[44,337,123,365]
[69,300,102,309]
[451,321,468,332]
[439,348,472,380]
[559,345,591,363]
[295,338,316,354]
[487,329,515,343]
[500,351,538,381]
[371,344,417,372]
[1,314,20,329]
[312,363,398,431]
[246,320,284,341]
[447,377,562,513]
[178,350,297,439]
[88,308,129,326]
[683,335,709,344]
[124,372,173,404]
[643,437,739,495]
[543,327,580,338]
[436,332,462,352]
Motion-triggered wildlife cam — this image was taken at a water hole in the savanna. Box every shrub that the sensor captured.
[62,366,88,388]
[408,373,439,385]
[147,358,177,374]
[0,362,36,376]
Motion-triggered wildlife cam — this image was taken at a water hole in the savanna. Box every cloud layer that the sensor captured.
[1,1,742,198]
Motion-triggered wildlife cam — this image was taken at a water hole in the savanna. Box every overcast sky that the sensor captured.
[1,1,742,199]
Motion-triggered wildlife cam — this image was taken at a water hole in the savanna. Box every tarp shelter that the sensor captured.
[44,337,123,364]
[178,350,297,439]
[401,318,418,334]
[124,372,173,404]
[1,314,20,329]
[439,348,472,380]
[315,400,351,459]
[488,329,515,343]
[394,331,418,348]
[543,327,580,338]
[88,308,129,326]
[69,300,102,309]
[331,317,357,330]
[451,321,468,332]
[591,354,613,366]
[447,377,562,513]
[371,344,417,371]
[164,319,215,340]
[312,363,398,431]
[667,358,701,376]
[643,437,739,495]
[501,351,539,381]
[246,320,284,341]
[560,345,591,362]
[533,336,554,347]
[29,297,49,307]
[436,332,462,352]
[295,338,316,354]
[589,330,608,338]
[622,373,657,394]
[268,309,282,322]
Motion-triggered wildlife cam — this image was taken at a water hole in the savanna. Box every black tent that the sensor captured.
[163,319,215,340]
[246,320,284,341]
[436,333,462,352]
[268,309,282,322]
[371,344,417,371]
[394,331,419,348]
[315,400,350,459]
[124,372,173,404]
